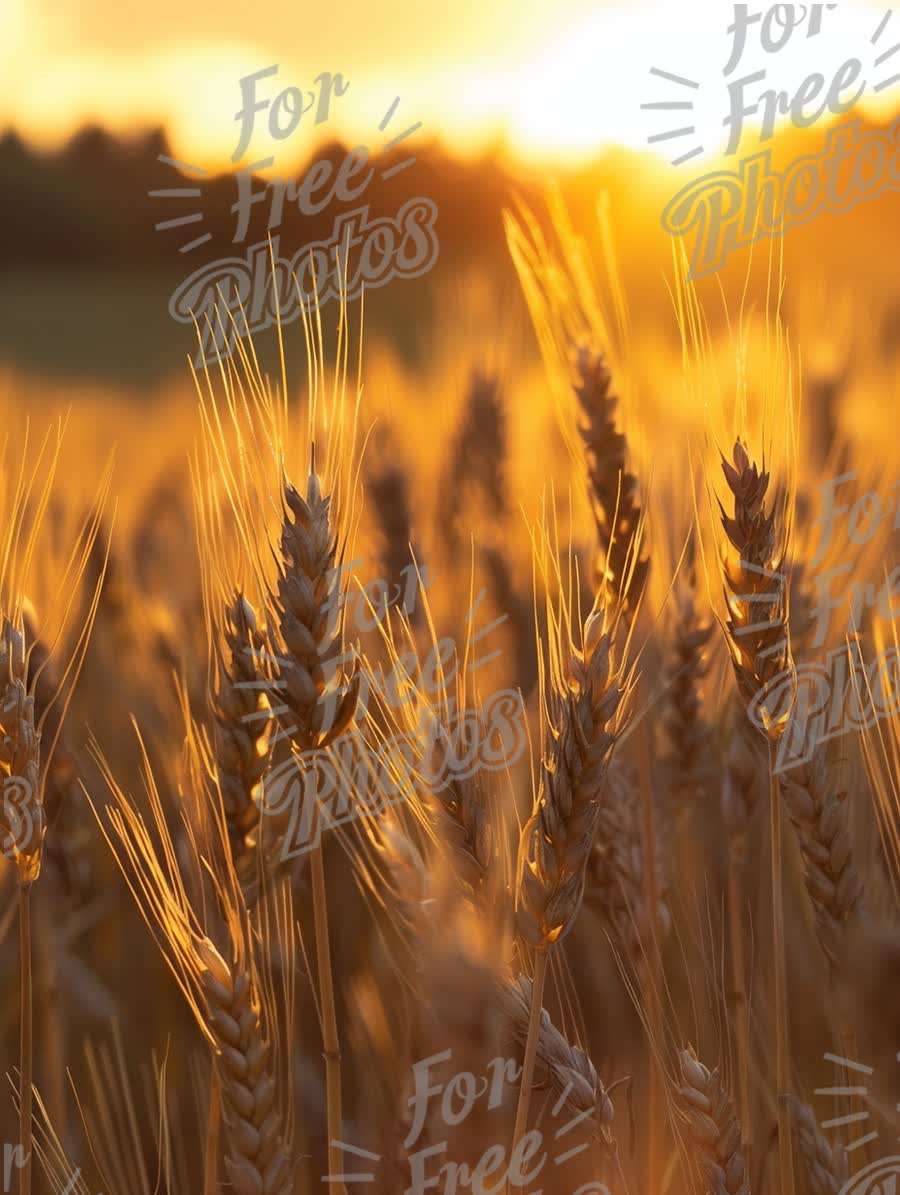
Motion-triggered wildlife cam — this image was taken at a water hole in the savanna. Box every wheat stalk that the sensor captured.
[721,708,762,1169]
[94,740,294,1195]
[267,467,360,1195]
[719,438,794,1195]
[720,440,866,974]
[513,602,624,1171]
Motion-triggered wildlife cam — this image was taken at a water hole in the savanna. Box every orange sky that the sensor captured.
[3,0,898,170]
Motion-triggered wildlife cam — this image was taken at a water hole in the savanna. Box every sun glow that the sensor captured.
[1,0,896,170]
[501,0,897,166]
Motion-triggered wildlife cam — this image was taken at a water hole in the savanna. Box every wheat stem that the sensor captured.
[637,721,663,1195]
[726,842,753,1175]
[770,748,796,1195]
[312,841,346,1195]
[33,889,65,1153]
[509,949,548,1180]
[204,1070,221,1195]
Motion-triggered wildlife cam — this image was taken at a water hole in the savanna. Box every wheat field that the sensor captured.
[0,193,897,1195]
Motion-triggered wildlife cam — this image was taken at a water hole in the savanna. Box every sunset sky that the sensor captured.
[3,0,898,170]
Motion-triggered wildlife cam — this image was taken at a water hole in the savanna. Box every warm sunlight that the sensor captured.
[2,0,896,169]
[505,0,897,164]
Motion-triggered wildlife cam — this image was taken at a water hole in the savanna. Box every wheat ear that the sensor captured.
[675,1047,750,1195]
[719,439,789,706]
[663,555,714,811]
[22,607,89,915]
[367,443,420,607]
[517,608,624,950]
[574,345,649,620]
[426,730,494,901]
[0,620,44,1195]
[212,593,270,897]
[195,936,292,1195]
[272,474,358,753]
[0,620,44,885]
[513,604,623,1164]
[442,369,508,548]
[96,748,294,1195]
[788,1096,849,1195]
[433,775,494,901]
[588,761,671,969]
[779,753,865,973]
[497,974,615,1139]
